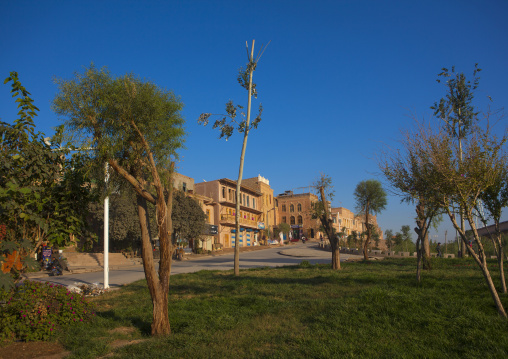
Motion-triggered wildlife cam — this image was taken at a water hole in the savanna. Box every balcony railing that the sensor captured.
[220,214,257,228]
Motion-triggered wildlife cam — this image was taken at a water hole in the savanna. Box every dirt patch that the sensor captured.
[109,339,145,349]
[108,326,137,335]
[0,341,70,359]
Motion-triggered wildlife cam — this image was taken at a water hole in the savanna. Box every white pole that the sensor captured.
[103,162,109,289]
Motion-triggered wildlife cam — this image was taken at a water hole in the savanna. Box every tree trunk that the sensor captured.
[480,259,507,317]
[233,40,256,276]
[363,204,370,261]
[136,194,171,335]
[449,211,507,318]
[318,185,341,270]
[416,236,422,284]
[330,238,341,270]
[499,247,506,294]
[422,230,431,270]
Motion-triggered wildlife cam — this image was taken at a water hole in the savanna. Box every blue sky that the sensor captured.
[2,0,507,241]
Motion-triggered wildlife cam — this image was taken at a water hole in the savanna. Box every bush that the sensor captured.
[0,280,96,342]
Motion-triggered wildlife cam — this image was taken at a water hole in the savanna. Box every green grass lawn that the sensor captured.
[58,258,508,358]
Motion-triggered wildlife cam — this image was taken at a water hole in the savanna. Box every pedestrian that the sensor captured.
[436,242,442,258]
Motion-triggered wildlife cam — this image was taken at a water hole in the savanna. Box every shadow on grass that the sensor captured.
[98,309,152,335]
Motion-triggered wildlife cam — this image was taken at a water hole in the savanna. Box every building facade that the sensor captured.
[276,190,322,240]
[173,173,216,251]
[242,175,278,241]
[332,207,385,249]
[195,178,263,249]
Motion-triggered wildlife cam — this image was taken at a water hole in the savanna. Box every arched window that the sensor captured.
[281,204,286,212]
[282,216,287,223]
[290,204,295,212]
[297,215,303,224]
[290,216,295,225]
[297,203,302,212]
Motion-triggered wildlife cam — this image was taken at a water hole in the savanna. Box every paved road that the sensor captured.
[33,243,359,289]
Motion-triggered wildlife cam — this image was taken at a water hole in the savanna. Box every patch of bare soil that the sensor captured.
[0,341,70,359]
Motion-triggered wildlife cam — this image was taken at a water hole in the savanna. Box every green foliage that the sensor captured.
[52,64,185,187]
[197,41,268,141]
[172,190,207,243]
[1,72,96,289]
[0,280,95,342]
[431,64,482,140]
[277,222,291,235]
[353,179,387,216]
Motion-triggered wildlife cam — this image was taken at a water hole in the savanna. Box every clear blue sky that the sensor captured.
[2,0,507,242]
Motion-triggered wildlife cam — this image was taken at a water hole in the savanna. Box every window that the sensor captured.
[222,187,226,199]
[247,195,250,207]
[252,198,255,209]
[270,195,272,204]
[206,209,210,223]
[240,193,242,204]
[282,204,286,212]
[182,182,187,192]
[333,217,337,223]
[290,204,295,212]
[282,216,287,223]
[243,194,246,205]
[297,203,302,212]
[297,215,303,225]
[228,189,232,201]
[290,216,295,225]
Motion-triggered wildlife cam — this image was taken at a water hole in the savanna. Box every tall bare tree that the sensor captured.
[198,40,268,275]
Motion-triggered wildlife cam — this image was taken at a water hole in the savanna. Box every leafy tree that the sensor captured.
[198,40,268,276]
[477,164,508,293]
[401,119,507,317]
[353,180,387,260]
[313,174,341,269]
[372,230,380,249]
[53,65,185,335]
[277,222,291,237]
[378,121,443,277]
[172,190,206,252]
[393,232,403,246]
[431,64,482,257]
[384,229,393,251]
[1,72,95,289]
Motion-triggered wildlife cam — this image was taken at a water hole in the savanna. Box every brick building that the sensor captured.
[276,190,323,240]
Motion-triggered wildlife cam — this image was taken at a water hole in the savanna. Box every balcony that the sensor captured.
[220,213,257,228]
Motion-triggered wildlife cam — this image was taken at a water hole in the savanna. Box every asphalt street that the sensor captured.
[32,243,361,289]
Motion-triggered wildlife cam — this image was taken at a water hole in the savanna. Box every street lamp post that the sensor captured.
[103,163,109,289]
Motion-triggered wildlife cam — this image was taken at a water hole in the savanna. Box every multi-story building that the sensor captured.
[173,173,216,251]
[276,190,323,240]
[332,207,385,249]
[195,178,263,249]
[242,175,278,241]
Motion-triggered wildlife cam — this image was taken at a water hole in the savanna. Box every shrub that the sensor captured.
[0,280,95,342]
